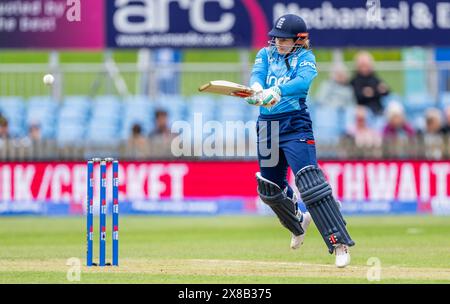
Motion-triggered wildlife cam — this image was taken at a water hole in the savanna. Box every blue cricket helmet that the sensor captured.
[269,14,308,39]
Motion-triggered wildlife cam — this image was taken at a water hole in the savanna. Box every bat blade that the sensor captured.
[198,80,254,98]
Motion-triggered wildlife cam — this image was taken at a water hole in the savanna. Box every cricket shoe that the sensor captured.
[290,212,312,250]
[334,244,351,268]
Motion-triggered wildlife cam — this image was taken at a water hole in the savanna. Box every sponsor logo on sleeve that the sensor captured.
[300,60,316,70]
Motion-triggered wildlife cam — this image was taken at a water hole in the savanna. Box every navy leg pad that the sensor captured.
[256,172,304,236]
[295,166,355,253]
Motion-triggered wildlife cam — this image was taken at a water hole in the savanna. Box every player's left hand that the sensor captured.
[261,86,281,107]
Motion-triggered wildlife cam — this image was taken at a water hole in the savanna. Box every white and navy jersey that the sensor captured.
[250,47,318,116]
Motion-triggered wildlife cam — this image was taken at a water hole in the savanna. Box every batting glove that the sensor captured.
[261,86,281,107]
[245,83,264,106]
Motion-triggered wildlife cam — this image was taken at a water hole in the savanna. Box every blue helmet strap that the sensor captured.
[284,57,290,71]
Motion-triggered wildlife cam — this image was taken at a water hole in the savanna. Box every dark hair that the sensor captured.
[131,123,142,135]
[155,109,168,119]
[0,116,8,127]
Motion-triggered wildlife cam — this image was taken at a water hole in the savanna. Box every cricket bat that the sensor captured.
[198,80,254,98]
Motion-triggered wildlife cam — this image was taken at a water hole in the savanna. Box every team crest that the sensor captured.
[291,57,298,68]
[276,17,286,29]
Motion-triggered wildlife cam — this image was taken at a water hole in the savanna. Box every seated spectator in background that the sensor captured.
[382,102,415,140]
[418,108,444,159]
[26,123,41,142]
[422,108,443,135]
[125,123,150,159]
[18,123,43,158]
[149,109,171,139]
[149,109,176,157]
[0,116,10,140]
[350,51,390,115]
[440,105,450,134]
[345,106,382,148]
[315,63,356,108]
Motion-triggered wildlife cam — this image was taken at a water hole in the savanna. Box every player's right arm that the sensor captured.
[247,48,269,105]
[250,48,268,89]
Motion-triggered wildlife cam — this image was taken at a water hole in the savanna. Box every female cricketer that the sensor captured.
[246,14,355,268]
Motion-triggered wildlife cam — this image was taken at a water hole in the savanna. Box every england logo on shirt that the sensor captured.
[276,17,286,29]
[291,57,298,68]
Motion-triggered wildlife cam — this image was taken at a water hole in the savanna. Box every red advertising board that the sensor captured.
[0,161,449,215]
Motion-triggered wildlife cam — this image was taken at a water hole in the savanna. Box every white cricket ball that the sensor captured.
[43,74,55,86]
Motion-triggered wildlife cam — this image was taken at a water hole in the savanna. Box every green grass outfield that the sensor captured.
[1,215,449,284]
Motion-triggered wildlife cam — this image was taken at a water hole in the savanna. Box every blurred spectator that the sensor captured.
[18,123,44,159]
[345,106,382,148]
[422,108,443,135]
[315,63,356,108]
[418,108,444,159]
[350,51,390,115]
[0,116,10,140]
[149,109,171,138]
[339,106,382,158]
[382,102,416,158]
[382,102,415,139]
[149,109,176,157]
[23,123,42,143]
[440,106,450,134]
[125,123,150,159]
